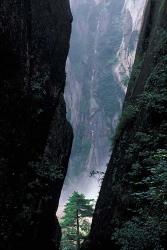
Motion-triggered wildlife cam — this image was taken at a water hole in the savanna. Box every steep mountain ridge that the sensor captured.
[61,0,146,205]
[82,0,167,249]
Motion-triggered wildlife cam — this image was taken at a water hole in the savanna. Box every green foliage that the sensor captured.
[111,45,167,248]
[114,104,139,143]
[121,75,130,87]
[130,55,144,82]
[60,192,94,250]
[61,192,94,227]
[113,147,167,249]
[153,28,167,56]
[159,0,166,14]
[140,149,167,203]
[112,217,166,250]
[61,227,78,250]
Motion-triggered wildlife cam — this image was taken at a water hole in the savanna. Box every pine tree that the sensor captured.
[60,192,94,250]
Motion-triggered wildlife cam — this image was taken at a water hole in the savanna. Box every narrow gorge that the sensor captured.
[0,0,167,250]
[59,0,147,208]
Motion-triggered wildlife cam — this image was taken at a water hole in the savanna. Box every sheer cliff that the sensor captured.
[82,0,167,249]
[0,1,72,250]
[61,0,146,204]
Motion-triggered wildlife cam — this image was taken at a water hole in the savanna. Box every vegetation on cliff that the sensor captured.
[81,1,167,249]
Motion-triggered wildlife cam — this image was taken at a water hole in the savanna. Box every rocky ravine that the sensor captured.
[82,0,167,249]
[0,1,72,250]
[60,0,146,205]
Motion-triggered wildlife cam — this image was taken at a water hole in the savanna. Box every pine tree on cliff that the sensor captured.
[60,192,94,250]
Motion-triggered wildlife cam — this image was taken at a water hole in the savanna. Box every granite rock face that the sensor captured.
[114,0,147,90]
[60,0,146,205]
[0,1,73,249]
[82,0,167,249]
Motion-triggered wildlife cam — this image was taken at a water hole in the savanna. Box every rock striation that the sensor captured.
[61,0,146,205]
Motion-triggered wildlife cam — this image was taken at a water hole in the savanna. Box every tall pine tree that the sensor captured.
[60,192,94,250]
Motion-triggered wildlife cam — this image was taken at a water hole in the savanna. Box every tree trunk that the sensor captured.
[76,209,80,250]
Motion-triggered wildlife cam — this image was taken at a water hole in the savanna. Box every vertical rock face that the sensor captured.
[114,0,147,89]
[82,0,167,249]
[0,1,73,250]
[61,0,146,204]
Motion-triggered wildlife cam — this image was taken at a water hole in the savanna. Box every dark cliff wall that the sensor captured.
[0,1,73,250]
[82,0,167,249]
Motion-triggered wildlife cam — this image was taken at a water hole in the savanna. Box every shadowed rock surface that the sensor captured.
[0,1,73,249]
[82,0,167,249]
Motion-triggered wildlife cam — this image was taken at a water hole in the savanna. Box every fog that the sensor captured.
[57,0,146,217]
